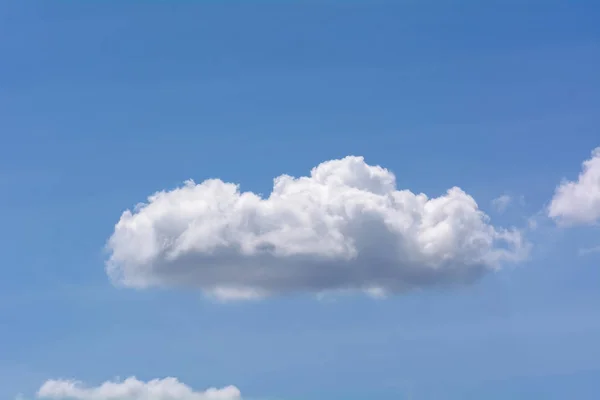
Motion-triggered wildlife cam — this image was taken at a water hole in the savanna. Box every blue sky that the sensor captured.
[1,1,600,399]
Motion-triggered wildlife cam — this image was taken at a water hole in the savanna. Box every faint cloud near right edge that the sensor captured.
[578,245,600,256]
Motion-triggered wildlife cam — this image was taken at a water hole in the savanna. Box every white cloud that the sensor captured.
[491,194,512,213]
[578,245,600,256]
[37,377,241,400]
[548,147,600,225]
[106,156,528,300]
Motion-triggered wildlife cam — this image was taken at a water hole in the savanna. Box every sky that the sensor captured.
[1,1,600,399]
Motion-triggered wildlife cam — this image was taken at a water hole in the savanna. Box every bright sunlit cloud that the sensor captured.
[106,156,529,300]
[36,377,241,400]
[549,147,600,226]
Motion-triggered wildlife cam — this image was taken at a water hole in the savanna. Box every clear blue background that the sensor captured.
[1,1,600,399]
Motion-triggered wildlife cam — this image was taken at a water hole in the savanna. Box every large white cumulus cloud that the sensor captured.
[548,147,600,225]
[106,156,527,299]
[37,377,241,400]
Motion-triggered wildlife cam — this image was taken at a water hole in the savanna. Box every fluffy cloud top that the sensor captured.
[37,377,240,400]
[106,156,527,299]
[548,147,600,225]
